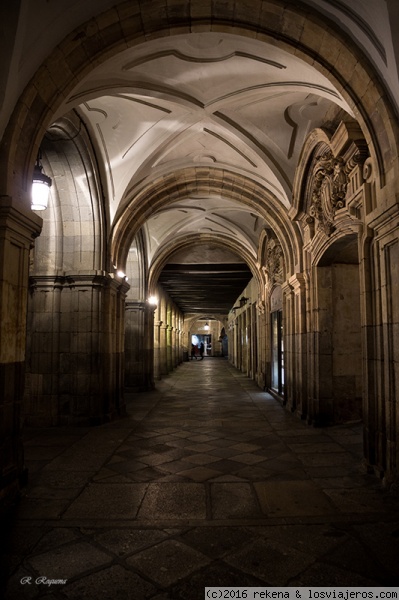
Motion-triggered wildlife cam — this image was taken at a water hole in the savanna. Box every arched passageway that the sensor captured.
[1,0,399,517]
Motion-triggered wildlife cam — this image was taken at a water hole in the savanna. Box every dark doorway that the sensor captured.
[271,309,284,396]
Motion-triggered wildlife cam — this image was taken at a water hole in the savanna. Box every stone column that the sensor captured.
[255,297,266,389]
[238,313,244,371]
[160,325,168,377]
[263,292,272,391]
[305,265,317,425]
[175,312,182,366]
[250,303,257,381]
[174,326,180,366]
[233,319,239,367]
[175,312,182,364]
[171,309,177,368]
[0,197,42,506]
[311,263,334,425]
[366,207,399,484]
[157,298,166,377]
[359,227,377,473]
[244,307,250,377]
[290,273,308,419]
[143,302,155,390]
[166,324,173,373]
[153,319,163,380]
[282,280,295,410]
[25,272,128,425]
[124,300,145,391]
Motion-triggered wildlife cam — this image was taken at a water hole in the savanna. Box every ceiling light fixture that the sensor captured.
[31,149,52,210]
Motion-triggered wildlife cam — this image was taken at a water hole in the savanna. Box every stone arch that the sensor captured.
[32,113,107,275]
[125,229,148,301]
[113,167,302,280]
[148,232,263,297]
[124,228,151,389]
[24,111,119,426]
[185,314,226,329]
[1,1,398,208]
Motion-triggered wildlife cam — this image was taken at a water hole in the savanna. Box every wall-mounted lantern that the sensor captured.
[31,149,52,210]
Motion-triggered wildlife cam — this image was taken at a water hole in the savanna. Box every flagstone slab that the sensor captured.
[62,483,148,519]
[138,482,207,520]
[253,480,337,517]
[126,539,210,586]
[210,482,262,519]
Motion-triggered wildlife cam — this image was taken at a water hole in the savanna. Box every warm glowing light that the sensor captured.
[204,322,210,330]
[31,154,52,210]
[32,182,50,210]
[148,295,158,306]
[117,270,126,278]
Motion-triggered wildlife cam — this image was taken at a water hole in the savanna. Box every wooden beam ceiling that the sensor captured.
[157,263,253,314]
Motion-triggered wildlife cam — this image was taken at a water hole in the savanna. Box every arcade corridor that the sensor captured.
[3,358,399,598]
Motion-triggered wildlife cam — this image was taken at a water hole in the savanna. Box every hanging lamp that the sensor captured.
[31,149,52,210]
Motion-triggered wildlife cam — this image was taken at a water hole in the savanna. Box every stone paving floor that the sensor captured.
[2,358,399,599]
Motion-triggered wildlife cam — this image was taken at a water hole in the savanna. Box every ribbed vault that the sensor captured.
[2,0,397,206]
[2,0,397,321]
[113,167,302,279]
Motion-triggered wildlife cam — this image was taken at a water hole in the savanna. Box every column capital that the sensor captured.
[29,271,130,294]
[281,281,294,296]
[0,195,42,244]
[126,300,146,311]
[288,273,307,293]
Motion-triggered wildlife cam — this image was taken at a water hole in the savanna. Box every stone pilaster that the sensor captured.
[171,310,177,368]
[25,272,128,425]
[365,205,399,484]
[160,324,169,377]
[143,302,155,390]
[289,273,308,418]
[255,296,266,388]
[153,320,163,380]
[124,300,146,391]
[281,281,294,409]
[166,325,173,373]
[0,197,42,507]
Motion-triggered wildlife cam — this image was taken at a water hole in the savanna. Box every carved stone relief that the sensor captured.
[265,238,284,285]
[307,147,365,236]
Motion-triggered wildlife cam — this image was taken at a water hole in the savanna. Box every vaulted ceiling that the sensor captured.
[55,28,354,315]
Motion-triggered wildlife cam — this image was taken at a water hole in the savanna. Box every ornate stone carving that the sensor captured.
[308,152,349,236]
[256,299,265,315]
[363,156,373,183]
[266,238,284,284]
